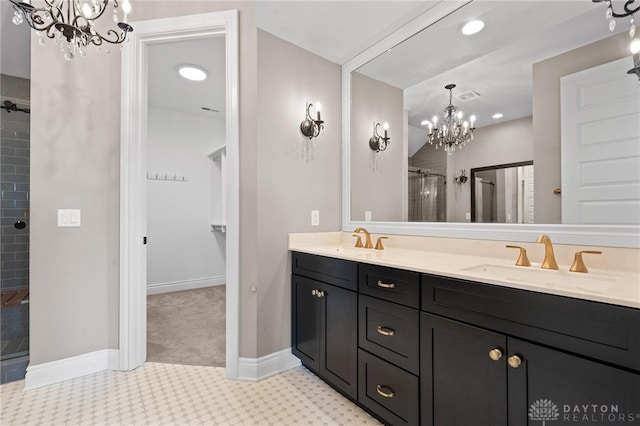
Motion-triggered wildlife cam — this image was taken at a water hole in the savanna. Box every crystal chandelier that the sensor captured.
[593,0,640,80]
[9,0,133,61]
[425,84,476,154]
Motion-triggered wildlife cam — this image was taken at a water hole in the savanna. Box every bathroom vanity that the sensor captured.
[290,238,640,426]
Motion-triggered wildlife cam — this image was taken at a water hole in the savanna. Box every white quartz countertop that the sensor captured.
[289,234,640,309]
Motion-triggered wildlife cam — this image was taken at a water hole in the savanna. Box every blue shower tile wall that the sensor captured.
[1,74,31,383]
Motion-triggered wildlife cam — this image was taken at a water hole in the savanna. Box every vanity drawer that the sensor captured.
[292,252,358,291]
[359,264,420,308]
[358,349,419,426]
[359,294,419,374]
[422,273,640,371]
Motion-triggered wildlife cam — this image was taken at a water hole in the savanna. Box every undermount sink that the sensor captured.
[462,264,619,294]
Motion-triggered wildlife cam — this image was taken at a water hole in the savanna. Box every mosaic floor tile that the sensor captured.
[0,363,382,425]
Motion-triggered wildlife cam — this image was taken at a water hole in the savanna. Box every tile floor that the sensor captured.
[0,363,381,425]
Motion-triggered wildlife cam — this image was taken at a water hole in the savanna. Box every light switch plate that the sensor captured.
[58,209,81,227]
[311,210,320,227]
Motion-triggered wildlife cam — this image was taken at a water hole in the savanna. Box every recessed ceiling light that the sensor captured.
[492,113,504,119]
[420,120,429,126]
[461,20,485,36]
[177,64,207,81]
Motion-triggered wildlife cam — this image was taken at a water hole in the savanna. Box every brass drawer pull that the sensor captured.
[377,325,396,336]
[376,384,395,398]
[376,280,395,289]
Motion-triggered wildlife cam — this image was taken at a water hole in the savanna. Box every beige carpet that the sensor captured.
[147,286,225,367]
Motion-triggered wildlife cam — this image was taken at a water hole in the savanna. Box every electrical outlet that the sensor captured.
[311,210,320,226]
[465,212,471,220]
[365,211,372,222]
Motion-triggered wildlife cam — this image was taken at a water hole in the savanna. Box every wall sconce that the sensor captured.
[454,169,468,184]
[369,122,390,152]
[300,102,324,139]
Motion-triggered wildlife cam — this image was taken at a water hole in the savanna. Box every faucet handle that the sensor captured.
[375,236,388,250]
[506,245,531,267]
[352,234,363,248]
[570,250,602,273]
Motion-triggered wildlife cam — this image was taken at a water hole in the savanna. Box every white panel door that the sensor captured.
[561,57,640,224]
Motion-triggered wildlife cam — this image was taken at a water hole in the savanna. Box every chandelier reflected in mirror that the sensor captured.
[425,84,476,155]
[9,0,133,61]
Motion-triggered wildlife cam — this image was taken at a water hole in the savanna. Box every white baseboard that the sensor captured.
[147,276,226,295]
[237,348,301,382]
[24,349,119,390]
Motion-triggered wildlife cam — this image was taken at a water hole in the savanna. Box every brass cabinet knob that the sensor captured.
[311,289,317,296]
[376,325,396,336]
[316,290,325,298]
[376,384,395,398]
[508,354,523,369]
[376,280,396,289]
[488,348,503,361]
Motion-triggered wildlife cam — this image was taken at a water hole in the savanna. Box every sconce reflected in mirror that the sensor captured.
[454,169,468,184]
[300,102,324,139]
[369,121,390,152]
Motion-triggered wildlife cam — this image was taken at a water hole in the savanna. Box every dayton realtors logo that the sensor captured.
[529,399,640,424]
[529,399,560,425]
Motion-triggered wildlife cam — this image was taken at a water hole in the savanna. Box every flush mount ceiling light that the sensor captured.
[424,84,476,155]
[9,0,133,61]
[178,65,208,81]
[492,113,504,119]
[592,0,640,80]
[461,20,485,36]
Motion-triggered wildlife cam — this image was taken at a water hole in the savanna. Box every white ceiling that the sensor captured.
[354,1,629,130]
[257,0,440,65]
[147,36,226,119]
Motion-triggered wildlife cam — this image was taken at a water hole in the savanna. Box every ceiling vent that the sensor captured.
[455,90,480,103]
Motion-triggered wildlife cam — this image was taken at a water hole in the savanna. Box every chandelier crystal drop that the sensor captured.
[425,84,476,155]
[10,0,133,61]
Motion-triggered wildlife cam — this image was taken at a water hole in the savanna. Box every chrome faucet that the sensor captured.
[354,227,374,249]
[536,234,558,270]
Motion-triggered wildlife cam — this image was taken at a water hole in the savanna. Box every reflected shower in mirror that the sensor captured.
[471,162,534,224]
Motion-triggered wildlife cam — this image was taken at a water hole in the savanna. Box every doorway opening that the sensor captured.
[145,36,227,366]
[120,10,239,377]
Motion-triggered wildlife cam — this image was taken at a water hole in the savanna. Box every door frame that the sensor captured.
[119,10,240,378]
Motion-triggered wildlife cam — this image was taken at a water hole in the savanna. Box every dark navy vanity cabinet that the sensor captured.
[291,251,640,426]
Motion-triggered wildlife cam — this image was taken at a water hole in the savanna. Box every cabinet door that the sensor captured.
[507,338,640,426]
[320,282,358,400]
[421,314,508,426]
[292,275,320,372]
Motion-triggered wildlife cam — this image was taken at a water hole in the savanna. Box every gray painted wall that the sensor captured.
[29,1,343,366]
[350,71,404,222]
[532,32,629,224]
[256,30,341,356]
[29,1,260,365]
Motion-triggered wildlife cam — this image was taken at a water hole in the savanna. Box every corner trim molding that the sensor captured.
[24,349,119,391]
[237,349,301,382]
[147,276,226,295]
